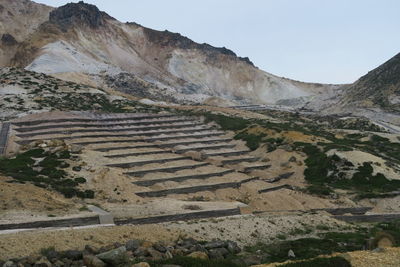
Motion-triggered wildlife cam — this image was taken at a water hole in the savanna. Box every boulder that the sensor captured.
[187,251,209,260]
[132,263,150,267]
[83,255,106,267]
[153,243,167,253]
[288,249,296,258]
[226,241,241,254]
[96,246,128,265]
[207,249,225,260]
[126,240,141,251]
[63,250,83,260]
[204,240,226,249]
[33,257,52,267]
[147,248,164,261]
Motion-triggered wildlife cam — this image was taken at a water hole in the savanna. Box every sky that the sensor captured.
[34,0,400,84]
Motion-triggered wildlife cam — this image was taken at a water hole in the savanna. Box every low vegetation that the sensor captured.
[0,148,94,198]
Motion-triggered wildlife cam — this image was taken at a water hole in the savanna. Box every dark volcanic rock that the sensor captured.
[1,34,18,46]
[49,1,114,30]
[132,23,254,66]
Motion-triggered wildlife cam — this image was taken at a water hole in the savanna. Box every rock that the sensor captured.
[288,249,296,258]
[133,247,148,257]
[70,144,83,154]
[226,241,241,254]
[207,249,224,260]
[49,1,112,30]
[187,251,209,260]
[243,255,262,265]
[171,248,185,256]
[72,166,82,172]
[179,238,198,248]
[165,251,173,259]
[126,239,141,251]
[33,257,52,267]
[341,253,352,262]
[2,261,16,267]
[204,240,226,249]
[1,33,18,46]
[147,247,164,260]
[153,243,167,253]
[53,260,65,267]
[141,241,153,248]
[96,246,128,265]
[85,245,99,254]
[372,247,386,253]
[132,263,150,267]
[63,250,83,260]
[289,156,297,162]
[83,255,106,267]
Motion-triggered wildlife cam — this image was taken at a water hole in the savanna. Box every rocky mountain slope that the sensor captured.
[1,0,338,105]
[339,53,400,112]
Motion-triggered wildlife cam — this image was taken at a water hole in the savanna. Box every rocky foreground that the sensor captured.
[1,238,245,267]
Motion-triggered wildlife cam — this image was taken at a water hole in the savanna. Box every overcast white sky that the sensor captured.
[35,0,400,84]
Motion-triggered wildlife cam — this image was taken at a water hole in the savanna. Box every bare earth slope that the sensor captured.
[1,0,337,105]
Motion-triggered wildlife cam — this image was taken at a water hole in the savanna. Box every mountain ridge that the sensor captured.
[1,0,338,105]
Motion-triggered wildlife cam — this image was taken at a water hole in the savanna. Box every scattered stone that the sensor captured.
[133,247,148,257]
[204,240,226,249]
[226,241,241,254]
[372,247,386,253]
[2,261,15,267]
[126,239,141,251]
[85,245,99,254]
[83,255,106,267]
[147,247,164,260]
[132,263,150,267]
[288,249,296,258]
[96,246,128,265]
[153,243,167,253]
[33,256,52,267]
[63,250,83,260]
[72,166,82,172]
[188,251,209,260]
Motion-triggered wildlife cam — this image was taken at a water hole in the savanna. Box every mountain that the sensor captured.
[0,0,338,105]
[339,53,400,112]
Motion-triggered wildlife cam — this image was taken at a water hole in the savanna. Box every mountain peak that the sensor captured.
[49,1,114,30]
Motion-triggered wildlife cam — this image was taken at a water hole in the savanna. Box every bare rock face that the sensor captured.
[49,1,114,30]
[138,23,254,66]
[340,52,400,111]
[1,33,17,46]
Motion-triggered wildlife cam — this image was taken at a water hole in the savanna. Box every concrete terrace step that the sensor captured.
[105,150,168,158]
[13,118,193,133]
[74,133,226,146]
[258,184,293,193]
[12,114,177,126]
[135,177,259,197]
[124,163,211,177]
[15,122,204,138]
[93,138,233,152]
[174,144,236,153]
[106,156,192,168]
[205,150,250,157]
[115,208,241,225]
[242,164,271,173]
[132,170,236,186]
[221,157,260,165]
[17,127,217,145]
